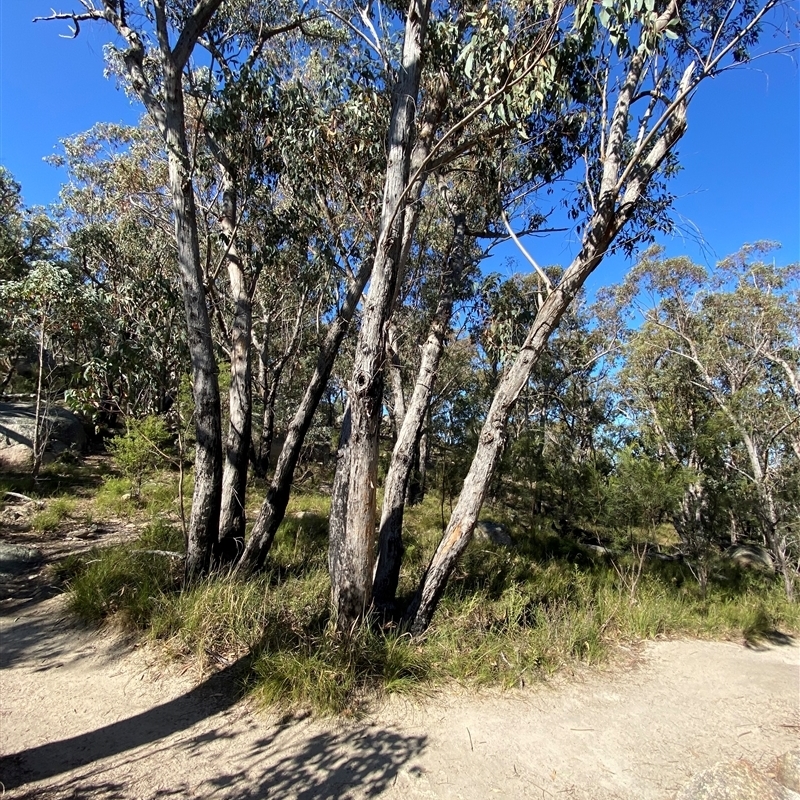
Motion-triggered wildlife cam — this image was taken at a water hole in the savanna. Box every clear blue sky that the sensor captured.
[1,2,798,284]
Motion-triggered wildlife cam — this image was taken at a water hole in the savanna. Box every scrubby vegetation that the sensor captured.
[37,470,796,715]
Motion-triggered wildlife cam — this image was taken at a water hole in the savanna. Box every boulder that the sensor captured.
[775,750,800,792]
[675,761,797,800]
[0,403,87,470]
[0,543,43,575]
[474,521,513,548]
[726,543,775,573]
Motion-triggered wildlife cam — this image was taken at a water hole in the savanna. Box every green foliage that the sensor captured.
[93,476,136,517]
[606,446,683,532]
[61,483,799,715]
[108,415,173,496]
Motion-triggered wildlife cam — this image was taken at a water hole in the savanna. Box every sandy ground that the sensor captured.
[0,581,798,800]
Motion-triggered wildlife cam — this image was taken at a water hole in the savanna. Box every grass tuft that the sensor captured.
[63,519,183,626]
[31,496,77,532]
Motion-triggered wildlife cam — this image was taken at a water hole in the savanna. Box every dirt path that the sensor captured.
[1,588,797,800]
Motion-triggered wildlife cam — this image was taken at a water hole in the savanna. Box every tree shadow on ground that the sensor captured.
[0,652,246,792]
[744,627,795,650]
[2,694,427,799]
[1,611,429,800]
[199,725,428,799]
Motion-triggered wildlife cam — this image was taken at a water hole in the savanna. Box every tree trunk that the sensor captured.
[235,260,371,575]
[411,423,429,504]
[163,66,223,583]
[254,361,280,478]
[403,265,594,633]
[329,404,352,612]
[217,171,253,564]
[31,307,48,480]
[250,297,305,479]
[373,212,466,609]
[386,322,406,436]
[329,0,433,630]
[673,476,710,594]
[404,34,694,633]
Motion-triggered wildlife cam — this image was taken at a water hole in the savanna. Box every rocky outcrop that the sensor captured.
[474,520,514,548]
[0,543,43,575]
[0,403,87,470]
[725,543,775,573]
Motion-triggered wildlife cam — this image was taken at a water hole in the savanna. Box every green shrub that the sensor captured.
[109,415,173,496]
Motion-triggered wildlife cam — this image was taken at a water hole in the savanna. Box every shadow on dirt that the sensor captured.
[0,652,246,792]
[1,679,428,799]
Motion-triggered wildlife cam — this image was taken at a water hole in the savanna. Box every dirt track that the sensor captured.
[0,586,798,799]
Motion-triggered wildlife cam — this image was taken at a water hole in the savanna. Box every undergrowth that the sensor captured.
[59,490,800,715]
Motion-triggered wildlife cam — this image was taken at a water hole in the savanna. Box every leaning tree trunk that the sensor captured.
[235,260,371,575]
[328,0,433,630]
[403,250,605,633]
[373,212,466,609]
[405,33,694,633]
[217,171,253,564]
[251,297,305,478]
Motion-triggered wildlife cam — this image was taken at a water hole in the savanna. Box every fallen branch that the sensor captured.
[4,491,34,502]
[132,550,186,559]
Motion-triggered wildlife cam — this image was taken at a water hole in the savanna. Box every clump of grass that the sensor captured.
[251,622,428,714]
[64,519,183,626]
[150,567,428,714]
[92,470,189,524]
[93,476,136,517]
[31,496,77,532]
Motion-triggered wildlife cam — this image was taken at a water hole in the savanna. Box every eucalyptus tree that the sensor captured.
[501,285,619,529]
[373,179,483,608]
[617,276,733,588]
[621,246,800,598]
[0,257,101,475]
[38,0,227,580]
[327,0,579,628]
[183,0,324,560]
[234,39,390,575]
[50,122,187,420]
[405,0,795,633]
[0,169,58,394]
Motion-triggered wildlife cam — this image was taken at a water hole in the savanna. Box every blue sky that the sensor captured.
[1,2,798,287]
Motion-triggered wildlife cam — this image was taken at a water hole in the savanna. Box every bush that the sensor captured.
[109,415,172,497]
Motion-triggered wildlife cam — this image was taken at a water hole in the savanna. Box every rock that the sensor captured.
[726,544,774,573]
[474,521,513,548]
[0,402,87,470]
[776,750,800,792]
[675,761,795,800]
[0,543,43,574]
